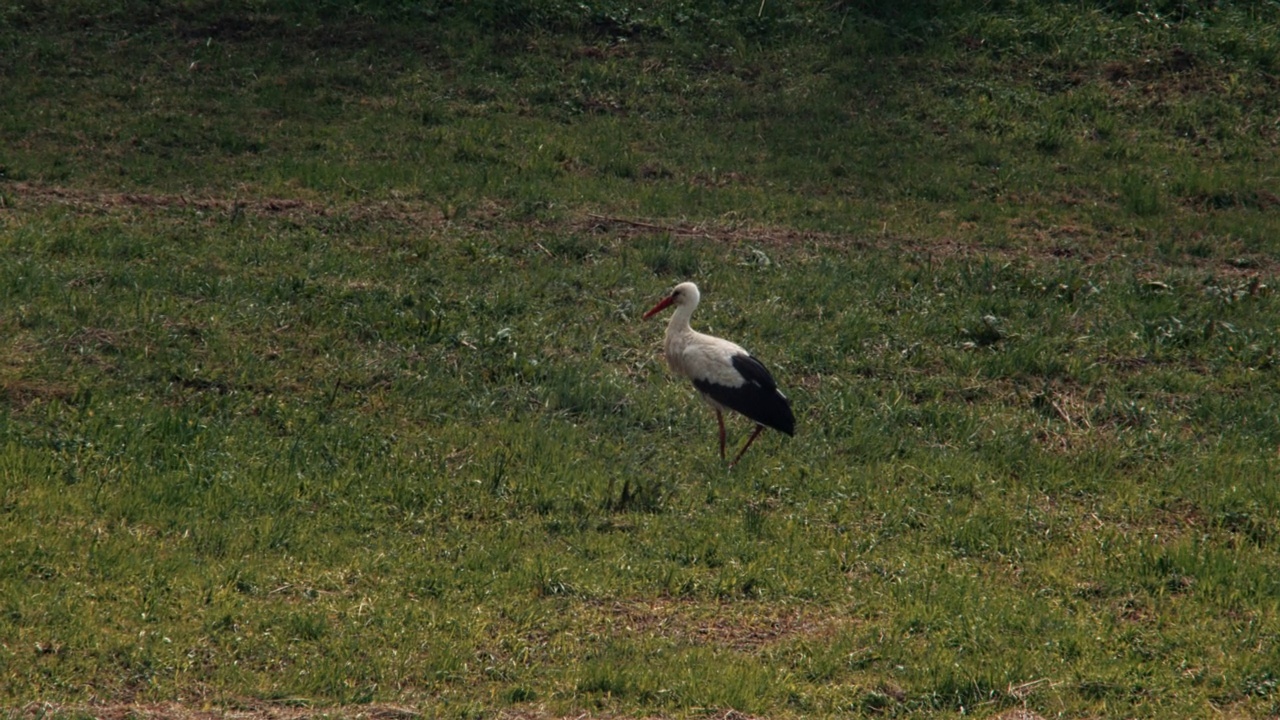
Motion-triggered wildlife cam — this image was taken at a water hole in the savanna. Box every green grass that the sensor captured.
[3,1,1280,718]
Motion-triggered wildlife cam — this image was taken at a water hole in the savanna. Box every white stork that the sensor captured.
[643,281,795,467]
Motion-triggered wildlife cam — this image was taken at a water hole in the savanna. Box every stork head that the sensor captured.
[643,281,700,319]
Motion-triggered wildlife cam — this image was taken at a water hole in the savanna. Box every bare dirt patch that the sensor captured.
[594,597,851,652]
[4,182,447,228]
[13,703,773,720]
[8,181,1276,278]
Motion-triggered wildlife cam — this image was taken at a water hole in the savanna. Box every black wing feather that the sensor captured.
[693,354,795,435]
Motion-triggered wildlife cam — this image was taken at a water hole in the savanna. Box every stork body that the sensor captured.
[643,282,794,467]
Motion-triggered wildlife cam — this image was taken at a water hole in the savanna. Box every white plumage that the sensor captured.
[643,282,795,467]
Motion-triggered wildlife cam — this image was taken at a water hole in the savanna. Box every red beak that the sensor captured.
[643,294,675,319]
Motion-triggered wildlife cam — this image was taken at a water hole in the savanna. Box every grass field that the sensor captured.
[3,1,1280,718]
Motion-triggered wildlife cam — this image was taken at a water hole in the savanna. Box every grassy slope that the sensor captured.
[3,1,1280,717]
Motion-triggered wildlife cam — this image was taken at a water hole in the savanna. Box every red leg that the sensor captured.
[716,408,727,460]
[729,424,766,468]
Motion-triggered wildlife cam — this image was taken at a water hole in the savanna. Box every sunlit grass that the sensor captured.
[3,1,1280,718]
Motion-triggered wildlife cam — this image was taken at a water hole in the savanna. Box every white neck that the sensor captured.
[666,298,696,337]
